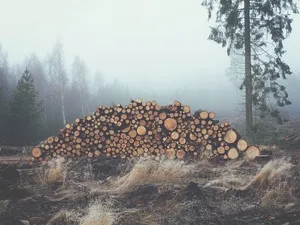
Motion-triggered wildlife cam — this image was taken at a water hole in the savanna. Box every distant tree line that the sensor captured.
[1,39,300,147]
[0,41,132,146]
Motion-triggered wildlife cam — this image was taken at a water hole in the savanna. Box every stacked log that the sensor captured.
[30,99,260,165]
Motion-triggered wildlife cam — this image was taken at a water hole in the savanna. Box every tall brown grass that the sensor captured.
[79,200,116,225]
[43,154,299,224]
[244,157,296,208]
[36,157,69,185]
[96,158,197,194]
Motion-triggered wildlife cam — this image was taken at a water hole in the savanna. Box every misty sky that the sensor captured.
[1,0,300,103]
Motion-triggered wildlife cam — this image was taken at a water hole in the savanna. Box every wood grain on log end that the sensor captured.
[237,139,248,151]
[164,118,177,131]
[32,148,42,158]
[245,146,260,160]
[227,148,239,159]
[224,129,238,144]
[176,149,185,160]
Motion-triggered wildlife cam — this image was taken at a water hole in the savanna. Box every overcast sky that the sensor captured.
[1,0,300,95]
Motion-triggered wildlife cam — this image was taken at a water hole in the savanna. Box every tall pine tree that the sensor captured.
[201,0,299,142]
[7,68,44,146]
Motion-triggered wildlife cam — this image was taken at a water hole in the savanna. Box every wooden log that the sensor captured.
[129,130,137,138]
[217,146,225,154]
[164,118,177,131]
[171,131,179,140]
[237,139,248,151]
[224,129,238,144]
[183,105,190,113]
[245,146,260,160]
[32,147,42,158]
[137,126,147,136]
[199,111,209,120]
[227,148,239,159]
[176,149,185,159]
[208,112,216,119]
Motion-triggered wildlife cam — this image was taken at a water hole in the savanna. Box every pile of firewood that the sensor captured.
[30,99,260,164]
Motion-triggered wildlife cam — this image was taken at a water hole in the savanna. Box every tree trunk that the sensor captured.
[79,89,85,118]
[49,92,55,134]
[60,83,66,125]
[244,0,253,144]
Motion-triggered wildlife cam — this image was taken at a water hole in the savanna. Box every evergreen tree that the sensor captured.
[201,0,299,142]
[7,68,44,146]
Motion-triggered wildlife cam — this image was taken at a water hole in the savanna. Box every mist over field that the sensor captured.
[2,1,300,225]
[1,0,300,120]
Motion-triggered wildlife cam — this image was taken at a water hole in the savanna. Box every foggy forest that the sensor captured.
[1,1,300,225]
[1,0,300,147]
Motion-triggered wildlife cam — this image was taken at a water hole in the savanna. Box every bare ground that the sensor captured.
[1,146,300,225]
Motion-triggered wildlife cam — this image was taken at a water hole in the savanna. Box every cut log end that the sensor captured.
[245,146,260,160]
[227,148,239,159]
[224,129,238,144]
[129,130,137,138]
[199,111,208,120]
[208,112,216,119]
[217,146,225,154]
[47,137,54,144]
[94,150,101,157]
[159,112,167,120]
[176,149,185,160]
[137,126,147,136]
[183,105,190,113]
[32,147,42,158]
[171,131,179,140]
[237,139,248,151]
[164,118,177,131]
[122,126,131,133]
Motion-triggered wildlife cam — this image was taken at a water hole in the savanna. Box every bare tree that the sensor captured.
[48,39,68,125]
[92,71,104,93]
[71,56,90,117]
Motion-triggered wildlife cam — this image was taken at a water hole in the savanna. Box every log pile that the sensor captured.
[30,99,260,165]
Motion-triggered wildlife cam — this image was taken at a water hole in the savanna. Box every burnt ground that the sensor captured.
[1,147,300,225]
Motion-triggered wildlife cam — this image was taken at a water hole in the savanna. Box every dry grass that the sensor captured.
[203,159,253,189]
[102,158,197,193]
[6,152,299,225]
[79,200,117,225]
[200,156,297,211]
[38,157,69,184]
[47,210,81,225]
[47,199,158,225]
[243,157,297,208]
[245,157,293,189]
[116,210,158,225]
[47,199,117,225]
